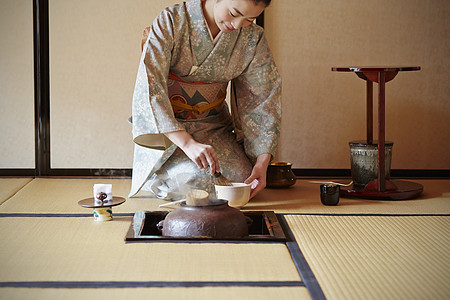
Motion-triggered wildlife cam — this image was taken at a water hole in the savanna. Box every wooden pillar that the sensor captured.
[366,80,373,144]
[377,72,386,192]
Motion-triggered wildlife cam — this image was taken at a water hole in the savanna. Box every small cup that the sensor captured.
[93,207,113,221]
[215,183,251,209]
[320,184,340,206]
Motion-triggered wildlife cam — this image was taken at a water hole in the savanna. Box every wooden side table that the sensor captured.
[332,66,423,200]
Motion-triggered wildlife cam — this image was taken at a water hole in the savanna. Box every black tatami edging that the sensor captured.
[279,215,327,300]
[0,281,303,289]
[0,213,134,218]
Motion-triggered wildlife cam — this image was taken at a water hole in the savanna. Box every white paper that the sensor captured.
[93,184,112,204]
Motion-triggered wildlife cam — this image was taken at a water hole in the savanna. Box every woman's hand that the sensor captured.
[183,139,219,175]
[244,153,271,198]
[164,130,219,175]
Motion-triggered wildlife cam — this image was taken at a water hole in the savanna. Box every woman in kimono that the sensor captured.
[130,0,281,200]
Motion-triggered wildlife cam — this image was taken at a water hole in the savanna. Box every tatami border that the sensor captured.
[0,281,304,288]
[279,215,327,300]
[0,213,134,217]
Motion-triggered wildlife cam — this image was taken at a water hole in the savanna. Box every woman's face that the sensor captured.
[213,0,266,32]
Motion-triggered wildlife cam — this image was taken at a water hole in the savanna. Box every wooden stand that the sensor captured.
[78,196,126,221]
[331,66,423,200]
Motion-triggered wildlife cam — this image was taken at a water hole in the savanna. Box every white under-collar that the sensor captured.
[204,18,222,44]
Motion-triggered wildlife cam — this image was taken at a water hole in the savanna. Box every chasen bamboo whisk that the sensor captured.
[213,172,233,186]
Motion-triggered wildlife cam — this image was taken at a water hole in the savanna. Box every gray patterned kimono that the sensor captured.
[129,0,281,199]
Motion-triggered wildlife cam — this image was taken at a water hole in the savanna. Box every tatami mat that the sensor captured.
[285,214,450,300]
[1,178,448,215]
[0,287,311,300]
[247,179,450,215]
[1,178,449,299]
[0,178,163,214]
[0,217,301,283]
[0,178,33,205]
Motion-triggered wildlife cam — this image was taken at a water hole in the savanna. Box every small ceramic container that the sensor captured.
[320,184,340,206]
[215,183,251,209]
[266,162,296,188]
[349,141,393,186]
[93,207,113,221]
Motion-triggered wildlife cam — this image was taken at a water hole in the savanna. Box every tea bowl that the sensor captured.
[215,183,251,209]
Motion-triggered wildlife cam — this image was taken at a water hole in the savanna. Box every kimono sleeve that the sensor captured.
[131,8,185,149]
[231,32,282,163]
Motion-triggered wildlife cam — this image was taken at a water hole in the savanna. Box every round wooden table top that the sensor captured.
[78,196,126,208]
[332,66,420,72]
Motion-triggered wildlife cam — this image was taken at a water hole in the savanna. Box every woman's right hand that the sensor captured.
[164,130,219,175]
[183,139,219,175]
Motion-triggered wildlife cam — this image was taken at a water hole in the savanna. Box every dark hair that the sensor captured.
[252,0,271,6]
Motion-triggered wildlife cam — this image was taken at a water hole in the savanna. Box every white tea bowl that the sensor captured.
[215,183,251,209]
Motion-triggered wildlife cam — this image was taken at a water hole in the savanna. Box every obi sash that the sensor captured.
[168,72,227,118]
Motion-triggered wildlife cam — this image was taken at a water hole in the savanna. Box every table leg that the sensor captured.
[366,80,373,144]
[378,72,386,192]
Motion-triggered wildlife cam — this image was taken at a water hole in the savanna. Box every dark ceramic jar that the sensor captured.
[349,140,393,186]
[157,199,251,238]
[266,162,296,188]
[320,184,340,206]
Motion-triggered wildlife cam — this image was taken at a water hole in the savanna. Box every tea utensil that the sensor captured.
[213,172,233,186]
[309,180,353,187]
[159,199,186,208]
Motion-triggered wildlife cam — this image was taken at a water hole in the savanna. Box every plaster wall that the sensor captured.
[1,0,449,170]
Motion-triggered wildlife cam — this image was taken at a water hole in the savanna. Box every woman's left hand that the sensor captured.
[244,153,271,198]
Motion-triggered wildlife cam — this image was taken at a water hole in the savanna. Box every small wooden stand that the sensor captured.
[78,196,126,221]
[331,66,423,200]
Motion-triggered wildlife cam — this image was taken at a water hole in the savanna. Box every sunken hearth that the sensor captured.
[125,211,286,242]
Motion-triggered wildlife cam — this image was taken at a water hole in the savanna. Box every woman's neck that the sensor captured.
[202,0,220,38]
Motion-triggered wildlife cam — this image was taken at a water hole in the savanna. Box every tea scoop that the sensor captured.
[309,180,353,186]
[159,199,186,208]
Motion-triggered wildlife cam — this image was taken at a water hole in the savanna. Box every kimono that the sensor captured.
[129,0,281,199]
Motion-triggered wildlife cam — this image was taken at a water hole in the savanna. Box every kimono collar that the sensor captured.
[185,0,239,66]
